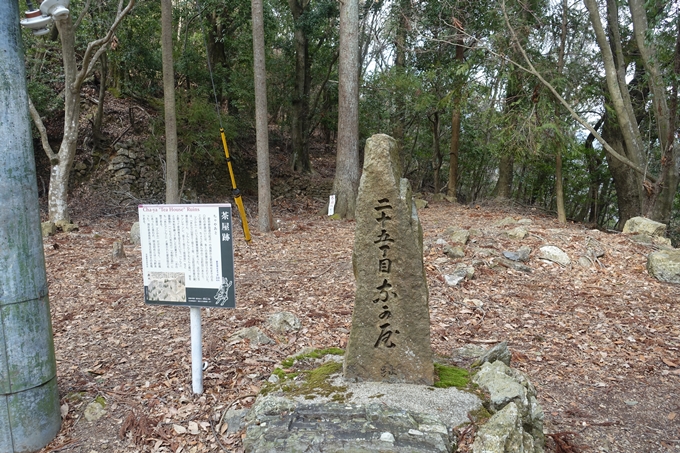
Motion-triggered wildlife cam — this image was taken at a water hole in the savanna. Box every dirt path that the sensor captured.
[39,200,680,453]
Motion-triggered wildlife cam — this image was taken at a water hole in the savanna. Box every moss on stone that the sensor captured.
[262,357,348,402]
[433,363,470,389]
[281,347,345,368]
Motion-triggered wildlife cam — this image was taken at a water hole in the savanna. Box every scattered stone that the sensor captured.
[443,245,465,259]
[41,221,56,237]
[444,273,465,287]
[472,360,544,453]
[445,227,470,245]
[130,222,141,245]
[472,402,535,453]
[469,228,483,238]
[577,256,593,267]
[443,195,456,203]
[112,240,126,259]
[622,216,667,237]
[435,238,448,245]
[472,341,511,367]
[83,401,106,422]
[503,246,531,262]
[538,245,570,266]
[585,237,605,258]
[450,344,488,365]
[228,327,274,346]
[496,257,532,273]
[380,432,395,442]
[345,134,433,385]
[222,407,248,435]
[455,265,475,279]
[55,220,78,233]
[432,193,445,202]
[517,218,533,225]
[506,226,528,240]
[414,199,428,209]
[266,311,301,333]
[495,217,517,227]
[647,249,680,284]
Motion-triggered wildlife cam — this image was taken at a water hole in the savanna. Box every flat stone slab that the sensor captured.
[243,378,482,453]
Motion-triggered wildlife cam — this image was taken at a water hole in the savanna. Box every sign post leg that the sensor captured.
[190,307,203,394]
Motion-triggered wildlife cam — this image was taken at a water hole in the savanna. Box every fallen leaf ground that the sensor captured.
[38,197,680,453]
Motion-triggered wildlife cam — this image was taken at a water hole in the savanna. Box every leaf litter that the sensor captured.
[38,199,680,452]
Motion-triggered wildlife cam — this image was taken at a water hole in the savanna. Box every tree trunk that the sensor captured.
[448,105,461,200]
[391,0,410,165]
[289,0,312,173]
[431,111,442,195]
[49,18,81,223]
[332,0,361,219]
[554,0,568,224]
[161,0,179,204]
[251,0,273,231]
[447,26,465,200]
[602,112,642,226]
[93,52,107,146]
[492,154,514,199]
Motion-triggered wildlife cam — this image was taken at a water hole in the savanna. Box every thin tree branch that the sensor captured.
[75,0,135,89]
[499,0,656,183]
[73,0,92,29]
[27,96,59,164]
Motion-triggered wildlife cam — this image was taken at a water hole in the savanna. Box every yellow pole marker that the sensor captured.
[220,128,251,242]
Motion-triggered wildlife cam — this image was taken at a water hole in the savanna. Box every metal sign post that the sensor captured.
[138,204,236,394]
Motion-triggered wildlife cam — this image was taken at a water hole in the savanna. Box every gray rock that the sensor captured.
[538,245,570,266]
[647,249,680,284]
[506,227,528,240]
[55,220,78,233]
[472,341,511,367]
[229,327,274,346]
[517,218,533,225]
[414,199,428,209]
[130,222,141,245]
[455,265,475,279]
[445,228,470,245]
[622,216,667,237]
[495,217,517,227]
[503,246,531,262]
[577,256,593,267]
[222,407,248,435]
[472,402,534,453]
[266,311,301,333]
[344,134,433,385]
[496,257,532,273]
[443,245,465,259]
[41,221,56,237]
[244,401,455,453]
[472,361,544,453]
[84,401,106,422]
[444,273,465,287]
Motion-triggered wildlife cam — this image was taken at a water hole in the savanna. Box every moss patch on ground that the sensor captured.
[433,363,471,389]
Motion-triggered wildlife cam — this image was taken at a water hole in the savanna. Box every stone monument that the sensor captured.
[344,134,434,385]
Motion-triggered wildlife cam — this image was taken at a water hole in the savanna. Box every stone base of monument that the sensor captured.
[242,355,481,453]
[240,345,545,453]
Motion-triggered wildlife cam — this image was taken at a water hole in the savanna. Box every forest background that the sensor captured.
[21,0,680,240]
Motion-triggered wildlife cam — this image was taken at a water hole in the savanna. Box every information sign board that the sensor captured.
[138,204,235,308]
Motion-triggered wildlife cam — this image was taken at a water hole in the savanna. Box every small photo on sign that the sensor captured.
[146,272,187,303]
